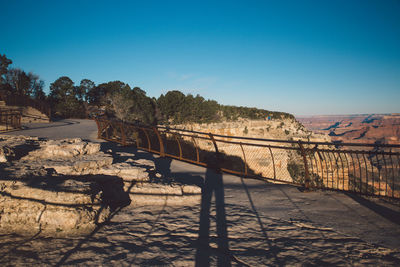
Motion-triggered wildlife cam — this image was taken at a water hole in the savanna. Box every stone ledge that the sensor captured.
[0,174,130,237]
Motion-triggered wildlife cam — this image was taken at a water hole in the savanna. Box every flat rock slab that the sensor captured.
[0,174,130,236]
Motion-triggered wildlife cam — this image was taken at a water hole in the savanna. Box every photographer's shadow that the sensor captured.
[195,157,231,267]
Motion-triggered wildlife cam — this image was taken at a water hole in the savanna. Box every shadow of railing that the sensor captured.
[344,192,400,226]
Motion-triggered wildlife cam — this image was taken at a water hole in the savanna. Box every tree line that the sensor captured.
[0,54,46,100]
[0,53,294,125]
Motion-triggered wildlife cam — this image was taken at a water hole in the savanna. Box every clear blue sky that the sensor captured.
[1,0,399,115]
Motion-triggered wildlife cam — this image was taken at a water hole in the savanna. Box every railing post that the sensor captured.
[208,132,219,154]
[174,133,183,160]
[6,112,8,130]
[239,142,248,176]
[298,141,311,190]
[267,146,276,180]
[14,113,18,128]
[133,127,141,148]
[153,127,165,157]
[142,128,152,151]
[208,132,221,170]
[18,112,21,129]
[192,136,200,164]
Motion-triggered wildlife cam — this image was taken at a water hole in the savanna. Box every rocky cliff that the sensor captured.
[173,118,330,143]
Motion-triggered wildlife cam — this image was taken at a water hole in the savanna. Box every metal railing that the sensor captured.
[94,117,400,199]
[0,91,51,119]
[0,109,22,132]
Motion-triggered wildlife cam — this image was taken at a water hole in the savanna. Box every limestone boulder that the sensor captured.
[130,182,183,195]
[42,154,114,176]
[0,174,130,236]
[182,185,202,195]
[129,182,201,205]
[24,138,100,160]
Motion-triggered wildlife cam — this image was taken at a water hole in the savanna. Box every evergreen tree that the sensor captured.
[49,76,85,118]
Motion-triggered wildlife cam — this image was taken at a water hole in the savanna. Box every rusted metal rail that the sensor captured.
[0,109,22,132]
[94,117,400,199]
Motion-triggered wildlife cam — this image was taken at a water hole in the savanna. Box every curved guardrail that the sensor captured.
[94,117,400,199]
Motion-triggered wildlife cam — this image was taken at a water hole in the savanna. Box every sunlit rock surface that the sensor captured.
[0,136,202,236]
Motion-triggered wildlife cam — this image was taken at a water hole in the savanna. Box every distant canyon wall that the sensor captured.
[297,114,400,145]
[172,118,331,143]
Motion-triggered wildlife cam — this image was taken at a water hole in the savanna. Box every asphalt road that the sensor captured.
[2,119,400,250]
[1,119,99,141]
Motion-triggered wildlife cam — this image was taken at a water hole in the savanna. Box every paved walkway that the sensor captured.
[1,120,400,265]
[1,119,99,141]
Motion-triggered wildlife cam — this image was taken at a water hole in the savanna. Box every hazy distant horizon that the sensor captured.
[294,113,399,118]
[1,0,399,115]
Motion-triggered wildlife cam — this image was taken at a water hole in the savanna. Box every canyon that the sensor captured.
[297,113,400,145]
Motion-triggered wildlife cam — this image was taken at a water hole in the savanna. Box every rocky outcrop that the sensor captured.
[0,136,202,236]
[0,174,129,236]
[25,138,101,159]
[174,118,331,143]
